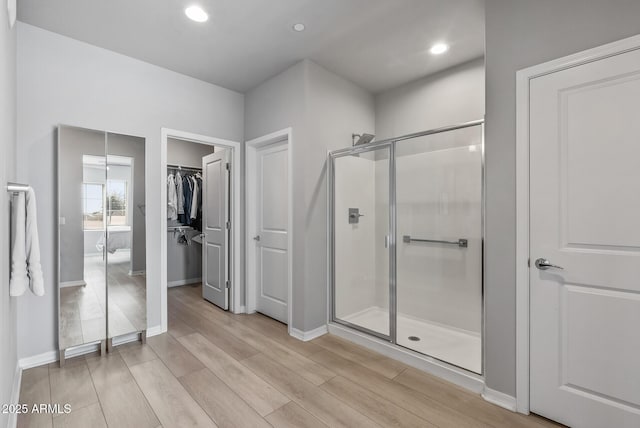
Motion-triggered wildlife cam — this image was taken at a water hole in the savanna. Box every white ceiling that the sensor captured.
[17,0,484,93]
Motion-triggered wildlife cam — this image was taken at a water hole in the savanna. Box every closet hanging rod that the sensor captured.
[6,182,30,194]
[167,164,202,172]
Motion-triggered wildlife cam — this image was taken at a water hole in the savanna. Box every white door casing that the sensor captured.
[519,38,640,427]
[202,150,230,309]
[252,142,289,323]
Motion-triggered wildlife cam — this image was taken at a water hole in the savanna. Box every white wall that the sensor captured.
[167,137,215,169]
[303,62,376,330]
[484,0,640,397]
[375,58,484,140]
[16,23,244,360]
[0,9,18,428]
[245,59,375,331]
[244,61,308,328]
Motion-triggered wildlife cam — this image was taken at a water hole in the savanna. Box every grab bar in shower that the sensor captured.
[402,235,468,248]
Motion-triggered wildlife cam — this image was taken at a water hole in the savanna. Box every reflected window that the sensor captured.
[107,180,128,226]
[82,180,129,229]
[83,183,104,230]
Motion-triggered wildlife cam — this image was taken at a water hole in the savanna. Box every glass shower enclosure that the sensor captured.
[329,121,483,374]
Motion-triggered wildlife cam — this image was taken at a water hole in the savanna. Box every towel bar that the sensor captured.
[6,182,30,194]
[402,235,468,248]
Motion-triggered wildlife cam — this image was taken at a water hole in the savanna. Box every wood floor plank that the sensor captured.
[169,300,260,360]
[48,360,99,413]
[178,332,290,416]
[321,375,435,428]
[394,368,560,428]
[17,366,52,428]
[231,314,324,357]
[129,358,216,428]
[241,353,381,428]
[117,342,159,367]
[52,403,106,428]
[147,333,205,378]
[167,315,196,338]
[179,368,272,428]
[218,319,335,386]
[309,349,490,428]
[86,353,160,428]
[311,334,407,379]
[265,402,327,428]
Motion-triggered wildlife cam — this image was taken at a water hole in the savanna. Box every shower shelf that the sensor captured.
[402,235,468,248]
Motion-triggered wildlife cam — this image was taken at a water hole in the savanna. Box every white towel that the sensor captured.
[25,188,45,296]
[9,192,28,296]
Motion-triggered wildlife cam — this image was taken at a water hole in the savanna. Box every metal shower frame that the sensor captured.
[327,119,485,375]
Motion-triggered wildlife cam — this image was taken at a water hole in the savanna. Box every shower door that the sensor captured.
[395,125,483,374]
[330,144,393,340]
[329,122,484,375]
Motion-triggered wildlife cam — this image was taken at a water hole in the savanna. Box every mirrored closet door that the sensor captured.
[58,125,146,364]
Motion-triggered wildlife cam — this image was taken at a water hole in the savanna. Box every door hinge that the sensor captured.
[225,280,230,289]
[226,221,231,229]
[225,162,230,171]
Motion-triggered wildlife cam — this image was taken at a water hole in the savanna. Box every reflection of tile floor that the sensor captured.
[59,250,146,350]
[342,306,481,374]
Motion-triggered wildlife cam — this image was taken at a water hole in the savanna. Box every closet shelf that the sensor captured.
[167,225,194,231]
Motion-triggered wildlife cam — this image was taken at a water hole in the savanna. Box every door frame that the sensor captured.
[514,34,640,414]
[245,128,293,333]
[160,128,242,333]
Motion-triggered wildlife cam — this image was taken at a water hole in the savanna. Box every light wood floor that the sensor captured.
[18,284,562,428]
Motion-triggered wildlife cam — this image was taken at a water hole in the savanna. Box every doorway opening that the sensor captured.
[160,129,242,333]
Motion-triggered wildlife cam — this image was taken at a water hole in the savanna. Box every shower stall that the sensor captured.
[329,120,483,375]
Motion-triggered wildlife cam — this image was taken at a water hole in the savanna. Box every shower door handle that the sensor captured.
[384,235,389,248]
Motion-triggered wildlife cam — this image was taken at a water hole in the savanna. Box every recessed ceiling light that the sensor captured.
[292,23,306,32]
[185,5,209,23]
[429,42,449,55]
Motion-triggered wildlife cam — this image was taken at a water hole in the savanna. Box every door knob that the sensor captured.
[253,235,260,241]
[534,258,564,270]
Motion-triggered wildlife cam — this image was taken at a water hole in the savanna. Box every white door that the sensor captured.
[529,47,640,427]
[253,142,289,323]
[202,150,230,310]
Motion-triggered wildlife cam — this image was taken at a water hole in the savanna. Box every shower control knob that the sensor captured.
[253,235,261,242]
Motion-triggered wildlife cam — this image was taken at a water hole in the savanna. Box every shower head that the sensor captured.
[352,133,375,146]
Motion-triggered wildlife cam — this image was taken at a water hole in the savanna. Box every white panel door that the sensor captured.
[529,47,640,427]
[202,150,230,310]
[254,143,288,323]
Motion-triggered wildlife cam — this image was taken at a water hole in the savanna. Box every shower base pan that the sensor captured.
[342,306,481,374]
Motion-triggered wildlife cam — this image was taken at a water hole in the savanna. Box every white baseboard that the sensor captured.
[482,387,517,411]
[128,270,146,277]
[232,305,246,314]
[328,322,484,394]
[168,277,202,287]
[59,280,86,288]
[18,350,58,369]
[146,324,164,337]
[8,362,22,428]
[290,325,328,342]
